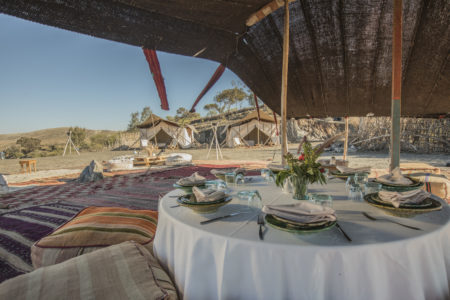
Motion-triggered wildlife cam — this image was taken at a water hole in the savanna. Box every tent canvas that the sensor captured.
[137,114,196,149]
[225,111,280,147]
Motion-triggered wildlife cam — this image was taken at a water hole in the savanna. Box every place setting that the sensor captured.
[364,168,442,217]
[331,165,371,180]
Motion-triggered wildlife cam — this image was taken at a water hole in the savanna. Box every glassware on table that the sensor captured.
[205,180,227,191]
[355,173,369,188]
[281,176,294,194]
[349,183,363,202]
[237,190,262,209]
[225,172,235,184]
[309,193,333,208]
[260,168,270,179]
[345,175,356,191]
[235,173,245,186]
[364,182,382,195]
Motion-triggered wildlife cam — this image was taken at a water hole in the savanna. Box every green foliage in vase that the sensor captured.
[275,141,326,187]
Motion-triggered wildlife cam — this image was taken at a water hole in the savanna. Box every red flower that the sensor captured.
[319,168,325,173]
[298,154,305,161]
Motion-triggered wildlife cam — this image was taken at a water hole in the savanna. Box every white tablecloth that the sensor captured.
[154,178,450,300]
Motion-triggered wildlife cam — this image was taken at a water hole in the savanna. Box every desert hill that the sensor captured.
[0,127,119,150]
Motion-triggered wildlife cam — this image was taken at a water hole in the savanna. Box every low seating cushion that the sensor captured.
[0,241,178,300]
[31,206,158,268]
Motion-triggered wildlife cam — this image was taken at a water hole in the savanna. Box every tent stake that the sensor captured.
[280,0,290,166]
[390,0,402,172]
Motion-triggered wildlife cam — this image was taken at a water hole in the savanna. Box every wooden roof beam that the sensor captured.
[246,0,296,27]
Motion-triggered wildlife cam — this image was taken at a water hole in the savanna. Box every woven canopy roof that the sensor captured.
[1,0,448,117]
[137,114,179,129]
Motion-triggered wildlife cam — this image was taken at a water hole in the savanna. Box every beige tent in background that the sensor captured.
[224,111,280,147]
[137,114,197,149]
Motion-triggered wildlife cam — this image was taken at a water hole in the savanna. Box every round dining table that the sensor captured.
[153,177,450,300]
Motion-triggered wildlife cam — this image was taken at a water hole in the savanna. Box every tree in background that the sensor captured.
[127,106,153,131]
[169,107,200,125]
[127,112,140,132]
[69,127,87,147]
[16,137,41,154]
[140,106,152,123]
[206,82,250,116]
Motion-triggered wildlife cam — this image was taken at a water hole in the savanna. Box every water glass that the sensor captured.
[204,180,227,191]
[364,182,382,195]
[235,173,245,186]
[349,184,363,202]
[260,168,270,179]
[345,175,356,191]
[282,177,294,194]
[237,190,262,209]
[355,173,368,188]
[225,172,235,184]
[309,193,333,208]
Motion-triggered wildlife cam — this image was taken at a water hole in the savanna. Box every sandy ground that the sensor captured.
[0,145,448,184]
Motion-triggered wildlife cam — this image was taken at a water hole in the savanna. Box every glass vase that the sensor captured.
[291,176,308,200]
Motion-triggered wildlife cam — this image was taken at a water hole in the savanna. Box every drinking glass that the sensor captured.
[355,173,368,188]
[282,176,293,194]
[237,190,262,210]
[260,168,270,179]
[204,180,228,191]
[225,172,235,184]
[235,173,245,186]
[345,175,356,192]
[364,182,382,195]
[349,184,363,202]
[309,193,333,208]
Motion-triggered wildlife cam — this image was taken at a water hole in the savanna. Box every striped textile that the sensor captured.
[0,241,178,300]
[0,202,86,283]
[31,207,158,268]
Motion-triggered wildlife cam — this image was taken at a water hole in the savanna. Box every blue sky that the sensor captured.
[0,14,247,134]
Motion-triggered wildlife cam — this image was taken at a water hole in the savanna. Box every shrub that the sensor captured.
[4,146,24,159]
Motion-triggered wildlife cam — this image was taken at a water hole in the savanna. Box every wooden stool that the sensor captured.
[19,159,37,174]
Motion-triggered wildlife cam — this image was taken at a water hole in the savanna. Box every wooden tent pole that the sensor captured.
[390,0,402,172]
[343,116,349,161]
[280,0,290,166]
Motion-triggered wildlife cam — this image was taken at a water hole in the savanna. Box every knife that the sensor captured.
[335,222,352,242]
[200,212,243,225]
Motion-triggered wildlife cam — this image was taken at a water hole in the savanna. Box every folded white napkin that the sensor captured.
[192,186,226,203]
[378,189,430,208]
[377,167,412,185]
[336,166,371,174]
[262,202,336,223]
[177,172,206,186]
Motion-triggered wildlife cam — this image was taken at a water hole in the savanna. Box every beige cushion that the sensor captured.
[31,206,158,268]
[0,241,178,300]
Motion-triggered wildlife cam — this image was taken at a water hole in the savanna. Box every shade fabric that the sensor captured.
[154,177,450,299]
[143,48,169,110]
[190,64,225,112]
[1,1,448,117]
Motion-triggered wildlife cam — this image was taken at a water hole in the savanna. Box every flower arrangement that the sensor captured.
[275,141,326,199]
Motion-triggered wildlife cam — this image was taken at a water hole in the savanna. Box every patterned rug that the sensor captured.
[0,165,259,282]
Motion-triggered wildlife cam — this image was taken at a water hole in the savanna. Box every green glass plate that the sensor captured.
[370,193,433,209]
[364,193,442,217]
[265,214,336,233]
[374,176,422,187]
[176,195,232,214]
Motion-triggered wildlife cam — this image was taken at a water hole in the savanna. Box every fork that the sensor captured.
[257,214,265,240]
[362,212,422,230]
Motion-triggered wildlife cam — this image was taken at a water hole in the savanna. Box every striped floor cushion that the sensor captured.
[31,206,158,268]
[0,241,178,300]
